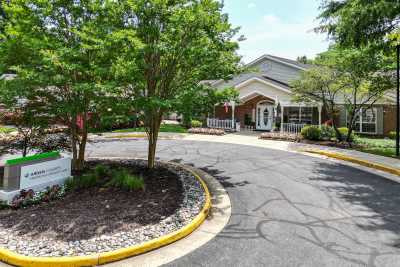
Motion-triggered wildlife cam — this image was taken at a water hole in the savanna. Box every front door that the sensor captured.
[256,104,274,131]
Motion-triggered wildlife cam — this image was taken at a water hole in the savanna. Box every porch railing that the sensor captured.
[281,123,308,135]
[207,118,234,129]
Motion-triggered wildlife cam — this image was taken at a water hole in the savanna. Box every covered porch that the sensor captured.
[211,94,323,134]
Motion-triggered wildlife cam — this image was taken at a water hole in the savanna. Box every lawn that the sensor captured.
[354,137,399,158]
[112,124,188,133]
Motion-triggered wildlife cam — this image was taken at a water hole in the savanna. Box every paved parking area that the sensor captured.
[88,139,400,267]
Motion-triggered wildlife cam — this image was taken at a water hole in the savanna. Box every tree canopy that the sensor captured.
[317,0,400,49]
[113,0,242,168]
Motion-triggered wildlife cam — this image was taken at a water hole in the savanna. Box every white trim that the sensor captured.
[235,77,292,94]
[239,90,277,102]
[346,108,378,134]
[246,54,307,71]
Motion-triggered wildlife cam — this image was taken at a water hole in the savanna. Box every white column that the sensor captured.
[299,106,302,123]
[318,104,322,128]
[280,105,284,133]
[230,100,235,129]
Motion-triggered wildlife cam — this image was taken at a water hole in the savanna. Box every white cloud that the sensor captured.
[247,3,256,8]
[262,14,280,24]
[237,14,330,63]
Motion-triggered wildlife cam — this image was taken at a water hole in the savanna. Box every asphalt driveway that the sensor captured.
[87,139,400,267]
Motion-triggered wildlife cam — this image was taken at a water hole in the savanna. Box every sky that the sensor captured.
[222,0,331,63]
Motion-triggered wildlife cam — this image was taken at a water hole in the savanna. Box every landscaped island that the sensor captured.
[0,159,206,257]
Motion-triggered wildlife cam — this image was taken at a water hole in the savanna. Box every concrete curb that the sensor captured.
[0,163,212,267]
[303,149,400,177]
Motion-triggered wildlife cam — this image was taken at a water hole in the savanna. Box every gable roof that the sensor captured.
[246,54,313,71]
[210,54,312,87]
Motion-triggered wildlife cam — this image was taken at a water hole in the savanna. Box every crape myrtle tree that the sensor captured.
[293,46,394,142]
[1,0,122,170]
[291,65,344,140]
[0,77,49,157]
[176,85,239,128]
[116,0,242,169]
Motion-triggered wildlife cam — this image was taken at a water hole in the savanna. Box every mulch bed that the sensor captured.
[0,160,183,242]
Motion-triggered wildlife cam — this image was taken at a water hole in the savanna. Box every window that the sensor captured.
[349,108,377,134]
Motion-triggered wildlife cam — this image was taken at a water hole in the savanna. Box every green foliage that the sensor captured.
[337,127,356,142]
[0,0,124,170]
[388,131,397,140]
[176,85,239,128]
[107,169,144,191]
[320,125,335,140]
[317,0,400,49]
[354,136,397,158]
[301,126,321,141]
[190,120,202,128]
[113,0,242,168]
[0,127,15,134]
[72,174,99,190]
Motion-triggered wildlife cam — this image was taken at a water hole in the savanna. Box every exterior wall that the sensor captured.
[337,104,387,136]
[383,105,397,135]
[215,96,273,127]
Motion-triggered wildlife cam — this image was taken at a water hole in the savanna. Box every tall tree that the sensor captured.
[293,46,394,142]
[1,0,122,170]
[317,0,400,49]
[291,66,344,139]
[116,0,242,168]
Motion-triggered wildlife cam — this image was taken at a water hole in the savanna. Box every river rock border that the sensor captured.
[0,159,209,264]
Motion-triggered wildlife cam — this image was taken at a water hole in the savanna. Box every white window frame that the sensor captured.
[346,107,377,134]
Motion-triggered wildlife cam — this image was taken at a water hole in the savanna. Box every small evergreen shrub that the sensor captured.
[107,169,145,191]
[337,127,356,142]
[301,125,321,141]
[190,120,202,128]
[389,131,396,140]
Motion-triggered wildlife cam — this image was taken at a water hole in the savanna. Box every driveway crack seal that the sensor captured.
[0,162,212,267]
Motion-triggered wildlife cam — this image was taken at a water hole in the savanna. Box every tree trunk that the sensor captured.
[70,116,79,171]
[76,112,88,171]
[147,112,162,169]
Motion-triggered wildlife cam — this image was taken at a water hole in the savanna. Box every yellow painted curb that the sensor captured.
[303,149,400,176]
[0,165,212,267]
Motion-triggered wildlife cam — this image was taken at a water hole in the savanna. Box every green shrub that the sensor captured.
[93,165,109,179]
[65,173,98,191]
[190,120,202,128]
[389,131,396,140]
[107,169,145,191]
[337,127,356,142]
[320,125,335,140]
[0,126,15,134]
[301,125,321,141]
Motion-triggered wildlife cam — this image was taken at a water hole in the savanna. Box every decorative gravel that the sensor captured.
[0,160,206,257]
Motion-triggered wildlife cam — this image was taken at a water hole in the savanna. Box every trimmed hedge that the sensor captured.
[301,125,321,141]
[191,120,202,128]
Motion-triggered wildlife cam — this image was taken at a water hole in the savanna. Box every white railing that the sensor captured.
[207,118,234,129]
[281,123,308,135]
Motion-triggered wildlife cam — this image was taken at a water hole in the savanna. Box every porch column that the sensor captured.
[299,106,302,123]
[280,105,284,133]
[230,100,235,129]
[318,104,322,128]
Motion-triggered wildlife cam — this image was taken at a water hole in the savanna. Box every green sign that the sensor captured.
[5,151,61,166]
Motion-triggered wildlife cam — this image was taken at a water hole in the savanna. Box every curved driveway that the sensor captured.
[88,140,400,267]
